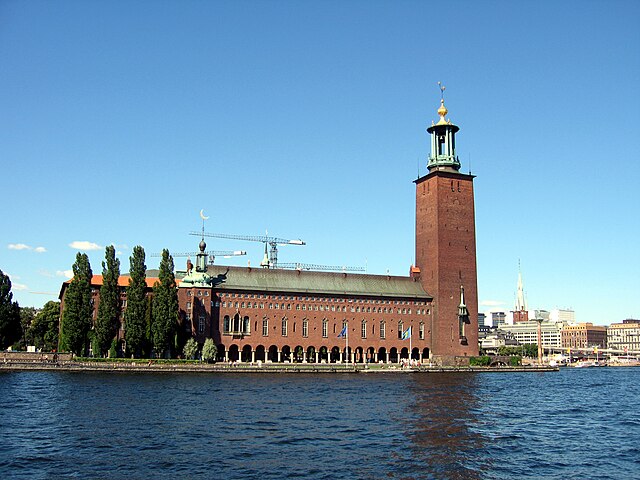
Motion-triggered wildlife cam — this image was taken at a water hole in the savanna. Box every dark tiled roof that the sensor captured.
[202,265,431,300]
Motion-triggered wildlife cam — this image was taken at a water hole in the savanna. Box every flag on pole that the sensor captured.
[337,325,347,338]
[402,326,411,340]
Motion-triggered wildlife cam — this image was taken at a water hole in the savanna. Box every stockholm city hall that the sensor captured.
[62,91,479,366]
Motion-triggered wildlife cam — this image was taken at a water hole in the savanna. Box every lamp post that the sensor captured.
[535,317,543,365]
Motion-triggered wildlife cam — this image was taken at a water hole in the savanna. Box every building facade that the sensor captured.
[500,320,565,349]
[60,94,479,365]
[606,319,640,353]
[561,323,607,349]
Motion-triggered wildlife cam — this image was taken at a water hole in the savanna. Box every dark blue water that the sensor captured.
[1,368,639,479]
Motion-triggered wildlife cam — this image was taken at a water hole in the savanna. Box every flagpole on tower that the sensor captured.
[346,321,349,366]
[409,324,412,364]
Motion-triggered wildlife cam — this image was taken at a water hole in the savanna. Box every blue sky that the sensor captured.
[1,0,638,325]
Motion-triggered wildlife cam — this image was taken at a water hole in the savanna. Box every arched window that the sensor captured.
[303,319,308,338]
[322,319,328,338]
[380,320,386,339]
[262,318,268,336]
[361,320,367,339]
[223,315,230,334]
[419,322,425,340]
[243,316,250,334]
[398,320,404,339]
[281,317,288,337]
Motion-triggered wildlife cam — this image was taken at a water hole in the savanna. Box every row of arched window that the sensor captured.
[222,315,426,340]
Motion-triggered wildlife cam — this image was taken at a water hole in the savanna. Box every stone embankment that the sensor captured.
[1,355,559,374]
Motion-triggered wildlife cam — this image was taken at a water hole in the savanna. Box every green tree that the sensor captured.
[59,253,93,355]
[183,337,198,360]
[28,301,61,352]
[19,306,37,349]
[201,338,217,363]
[151,249,178,358]
[143,295,153,357]
[124,246,147,358]
[94,246,121,357]
[0,270,21,350]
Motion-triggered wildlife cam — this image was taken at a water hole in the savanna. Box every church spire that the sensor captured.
[516,260,527,311]
[426,82,461,172]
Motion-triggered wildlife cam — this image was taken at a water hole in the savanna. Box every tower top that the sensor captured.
[426,83,461,172]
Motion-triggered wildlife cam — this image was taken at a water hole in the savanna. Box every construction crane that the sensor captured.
[150,250,246,266]
[277,262,365,273]
[189,231,305,268]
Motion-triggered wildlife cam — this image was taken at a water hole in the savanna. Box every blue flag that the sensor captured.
[402,326,411,340]
[337,325,347,338]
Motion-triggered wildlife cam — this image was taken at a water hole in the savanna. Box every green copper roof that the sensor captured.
[196,265,431,300]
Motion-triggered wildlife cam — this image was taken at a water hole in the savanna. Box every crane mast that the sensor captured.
[277,263,365,272]
[189,231,305,268]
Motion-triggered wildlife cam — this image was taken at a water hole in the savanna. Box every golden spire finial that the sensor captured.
[436,82,449,125]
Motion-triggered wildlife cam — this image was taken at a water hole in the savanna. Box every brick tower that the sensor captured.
[414,87,479,364]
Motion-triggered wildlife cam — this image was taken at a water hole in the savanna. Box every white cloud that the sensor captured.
[480,300,507,307]
[39,270,55,278]
[12,282,28,291]
[8,243,31,250]
[34,246,47,253]
[69,241,102,251]
[56,270,74,279]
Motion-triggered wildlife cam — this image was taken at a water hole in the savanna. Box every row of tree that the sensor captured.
[59,246,181,358]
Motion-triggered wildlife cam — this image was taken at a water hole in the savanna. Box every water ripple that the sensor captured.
[1,368,639,479]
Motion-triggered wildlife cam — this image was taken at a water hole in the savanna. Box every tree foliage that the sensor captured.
[94,246,121,357]
[124,246,147,358]
[60,253,93,355]
[201,338,217,363]
[183,337,199,360]
[469,356,491,366]
[151,249,178,358]
[498,344,538,358]
[0,269,21,350]
[28,301,61,352]
[19,307,37,348]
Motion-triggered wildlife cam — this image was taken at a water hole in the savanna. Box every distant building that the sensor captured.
[534,310,550,321]
[478,312,486,327]
[607,319,640,353]
[550,309,575,324]
[492,312,507,328]
[561,323,607,349]
[480,329,519,355]
[501,320,565,349]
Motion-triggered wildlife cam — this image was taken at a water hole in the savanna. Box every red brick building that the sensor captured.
[562,323,607,349]
[60,93,479,365]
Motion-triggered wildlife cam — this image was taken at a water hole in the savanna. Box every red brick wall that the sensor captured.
[415,170,479,358]
[212,293,433,361]
[177,287,213,344]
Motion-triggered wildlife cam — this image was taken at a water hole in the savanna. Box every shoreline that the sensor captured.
[1,361,558,374]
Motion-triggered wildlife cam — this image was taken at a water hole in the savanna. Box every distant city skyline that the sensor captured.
[1,1,638,326]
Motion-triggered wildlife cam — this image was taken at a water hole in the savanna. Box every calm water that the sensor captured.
[1,368,639,479]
